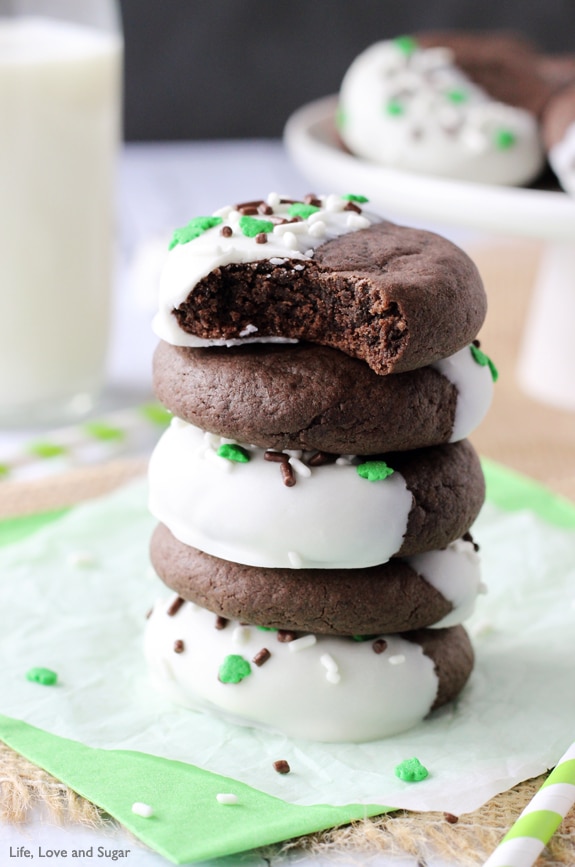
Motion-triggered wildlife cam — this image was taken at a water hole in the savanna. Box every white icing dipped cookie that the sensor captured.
[337,36,545,185]
[147,419,485,569]
[151,522,485,634]
[144,596,474,742]
[543,83,575,195]
[152,341,496,455]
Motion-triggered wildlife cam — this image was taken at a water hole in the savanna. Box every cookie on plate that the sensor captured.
[337,35,545,185]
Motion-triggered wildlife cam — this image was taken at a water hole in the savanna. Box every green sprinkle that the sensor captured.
[257,625,278,632]
[0,463,10,478]
[27,442,67,459]
[83,421,125,442]
[393,35,417,56]
[219,654,252,684]
[26,667,58,686]
[288,202,320,220]
[394,757,429,782]
[356,460,394,482]
[139,402,173,427]
[217,443,251,463]
[342,194,369,203]
[385,98,405,117]
[239,216,274,238]
[335,104,347,129]
[470,344,499,382]
[169,216,223,250]
[446,88,468,104]
[493,128,516,150]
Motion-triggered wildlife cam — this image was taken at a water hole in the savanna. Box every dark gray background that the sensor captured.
[118,0,575,141]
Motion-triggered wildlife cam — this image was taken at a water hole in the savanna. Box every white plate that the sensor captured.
[284,95,575,242]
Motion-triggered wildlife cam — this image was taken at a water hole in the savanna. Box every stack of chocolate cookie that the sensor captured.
[145,192,496,743]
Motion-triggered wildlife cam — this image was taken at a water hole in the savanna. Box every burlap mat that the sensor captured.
[1,241,574,864]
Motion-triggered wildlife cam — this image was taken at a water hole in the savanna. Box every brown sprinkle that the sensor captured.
[473,338,481,347]
[372,638,388,654]
[238,206,259,215]
[167,596,185,617]
[343,201,362,213]
[277,630,298,643]
[253,648,271,667]
[304,193,321,206]
[255,232,268,244]
[215,615,229,630]
[173,639,185,654]
[264,450,289,463]
[444,813,459,824]
[220,225,233,238]
[145,607,152,620]
[258,202,273,215]
[308,451,338,467]
[280,462,296,487]
[235,199,266,210]
[273,759,291,775]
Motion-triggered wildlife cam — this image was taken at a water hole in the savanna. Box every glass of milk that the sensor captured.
[0,0,123,426]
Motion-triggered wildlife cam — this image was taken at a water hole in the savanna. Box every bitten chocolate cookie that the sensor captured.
[148,419,485,569]
[153,194,487,375]
[542,83,575,195]
[151,523,483,634]
[153,340,494,454]
[144,596,475,742]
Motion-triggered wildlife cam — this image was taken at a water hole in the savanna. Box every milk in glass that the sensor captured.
[0,16,122,423]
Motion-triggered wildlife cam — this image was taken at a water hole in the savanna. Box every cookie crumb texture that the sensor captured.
[172,222,486,376]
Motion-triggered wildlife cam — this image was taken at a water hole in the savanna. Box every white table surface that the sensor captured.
[0,140,474,867]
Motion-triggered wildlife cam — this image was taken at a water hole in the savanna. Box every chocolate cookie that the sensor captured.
[153,195,487,375]
[153,340,494,454]
[148,420,486,569]
[144,596,475,742]
[151,523,483,634]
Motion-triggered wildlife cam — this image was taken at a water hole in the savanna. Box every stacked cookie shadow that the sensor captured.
[144,193,496,743]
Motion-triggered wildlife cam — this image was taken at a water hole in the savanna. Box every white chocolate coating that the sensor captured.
[338,39,544,185]
[147,419,412,569]
[433,345,494,442]
[549,121,575,195]
[144,597,440,742]
[409,538,483,629]
[152,193,380,347]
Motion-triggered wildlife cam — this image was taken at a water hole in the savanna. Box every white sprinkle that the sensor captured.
[288,634,317,652]
[267,192,281,207]
[389,654,406,665]
[232,626,251,645]
[216,793,238,805]
[132,802,154,818]
[284,449,303,458]
[66,550,96,568]
[269,256,287,266]
[203,431,222,448]
[336,454,357,466]
[320,652,338,672]
[308,220,326,238]
[462,127,489,153]
[325,193,346,212]
[289,457,312,478]
[346,213,371,230]
[282,232,298,249]
[293,263,305,270]
[239,324,258,337]
[288,551,303,568]
[326,670,341,684]
[307,210,325,223]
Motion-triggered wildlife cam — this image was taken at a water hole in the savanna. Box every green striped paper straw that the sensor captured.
[483,742,575,866]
